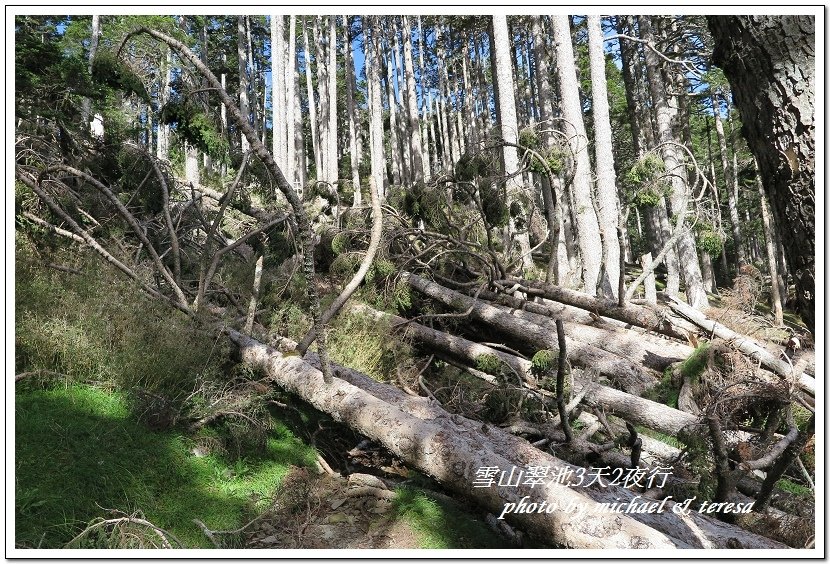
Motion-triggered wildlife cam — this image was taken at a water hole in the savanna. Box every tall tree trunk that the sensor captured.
[327,15,339,185]
[416,16,432,178]
[237,16,251,153]
[492,14,533,270]
[435,24,453,170]
[552,15,603,294]
[461,31,479,149]
[286,15,297,189]
[365,16,387,196]
[401,15,425,182]
[157,46,172,161]
[587,15,621,300]
[343,16,361,204]
[271,15,285,171]
[712,92,746,269]
[313,17,329,182]
[616,16,644,159]
[81,15,101,129]
[758,174,784,325]
[639,16,708,309]
[302,17,321,180]
[383,42,403,186]
[708,15,815,333]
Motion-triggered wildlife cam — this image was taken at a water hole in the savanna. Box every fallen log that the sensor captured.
[355,304,700,438]
[230,330,785,548]
[661,294,815,395]
[474,290,694,373]
[501,278,699,340]
[403,272,658,396]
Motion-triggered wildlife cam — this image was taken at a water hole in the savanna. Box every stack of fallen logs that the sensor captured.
[227,271,815,549]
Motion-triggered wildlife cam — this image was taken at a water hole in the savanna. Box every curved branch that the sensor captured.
[40,163,189,309]
[17,169,190,315]
[297,176,384,354]
[120,26,332,380]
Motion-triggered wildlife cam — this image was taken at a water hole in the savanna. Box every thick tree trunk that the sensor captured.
[506,277,698,339]
[473,288,694,372]
[364,16,387,196]
[551,15,603,294]
[356,304,699,437]
[271,15,285,171]
[492,14,533,269]
[327,15,338,184]
[708,15,815,334]
[227,329,785,549]
[587,15,622,300]
[404,273,658,395]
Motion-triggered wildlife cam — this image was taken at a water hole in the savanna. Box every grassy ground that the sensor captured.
[15,383,317,548]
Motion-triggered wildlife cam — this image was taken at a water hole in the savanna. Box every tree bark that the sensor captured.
[708,15,815,334]
[237,16,251,153]
[327,15,339,184]
[404,273,658,395]
[712,91,746,270]
[302,17,321,181]
[492,15,533,270]
[285,15,298,188]
[343,16,361,204]
[271,15,285,171]
[401,15,425,182]
[474,287,694,373]
[506,277,698,340]
[227,329,785,549]
[356,304,699,437]
[587,15,622,300]
[551,15,603,294]
[364,16,387,196]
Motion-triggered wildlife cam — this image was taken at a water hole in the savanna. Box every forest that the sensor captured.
[13,12,817,551]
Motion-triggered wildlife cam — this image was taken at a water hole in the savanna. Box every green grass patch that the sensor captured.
[391,488,510,549]
[15,384,316,548]
[776,478,812,497]
[679,343,710,383]
[635,425,683,449]
[326,312,413,382]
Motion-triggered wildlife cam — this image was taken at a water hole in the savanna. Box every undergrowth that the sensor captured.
[15,384,317,548]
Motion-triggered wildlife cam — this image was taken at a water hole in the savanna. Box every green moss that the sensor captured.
[160,99,229,162]
[475,353,504,375]
[530,349,557,376]
[646,371,680,409]
[480,185,509,228]
[679,343,710,384]
[326,312,413,382]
